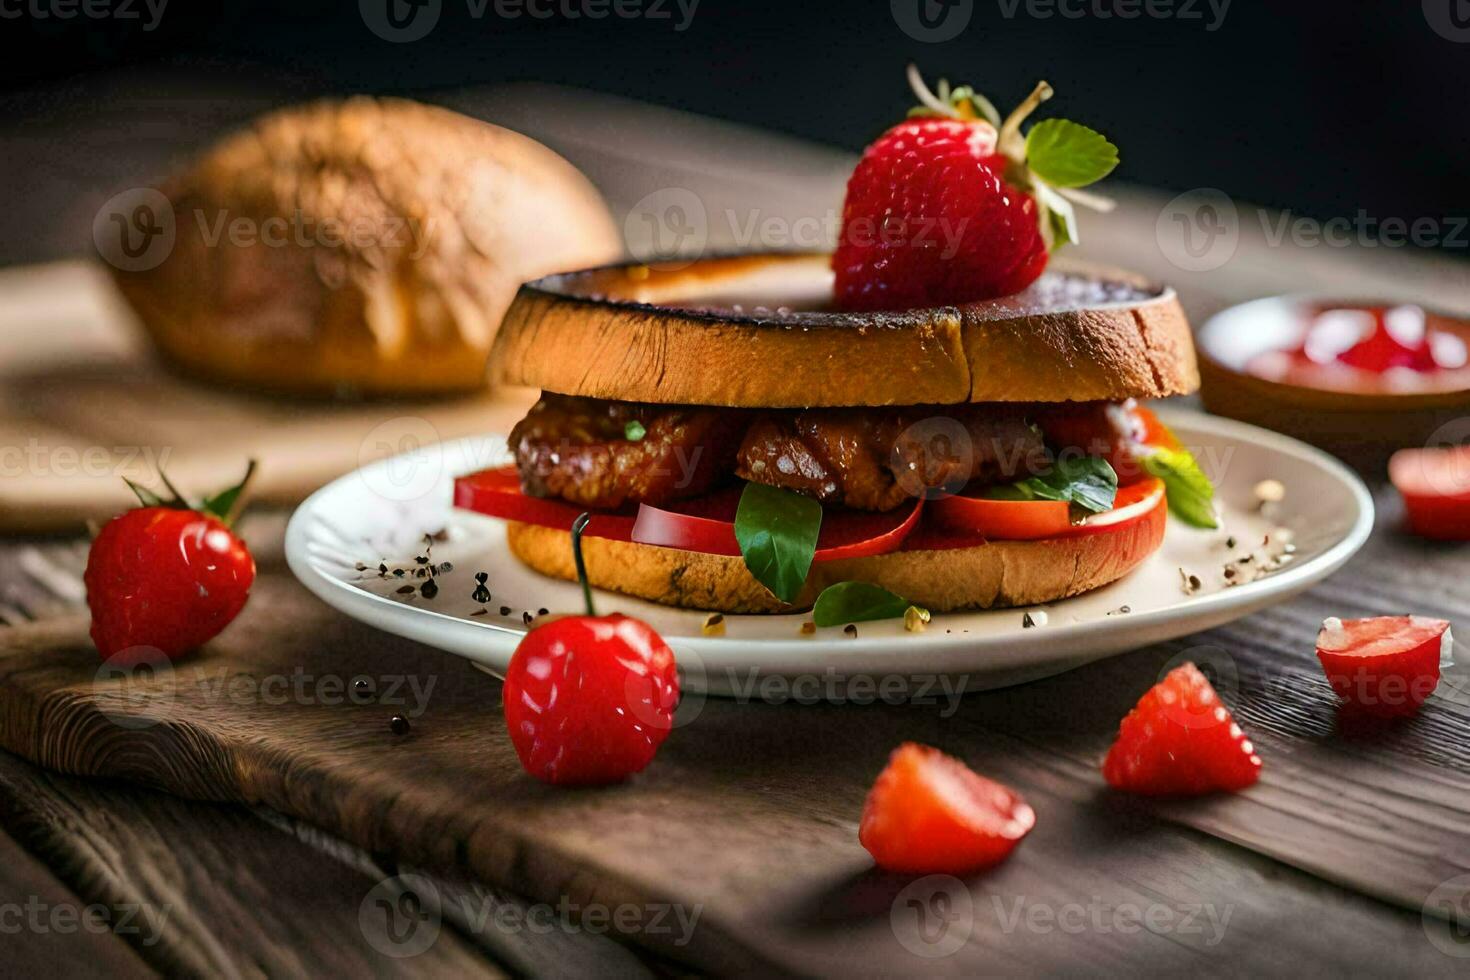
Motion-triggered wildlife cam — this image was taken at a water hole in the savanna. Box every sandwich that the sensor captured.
[455,70,1217,619]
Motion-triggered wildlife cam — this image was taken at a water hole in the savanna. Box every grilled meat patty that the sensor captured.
[513,394,1050,512]
[736,406,1047,511]
[510,395,748,509]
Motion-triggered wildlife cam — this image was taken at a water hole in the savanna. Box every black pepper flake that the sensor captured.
[523,611,534,625]
[500,606,512,616]
[419,578,439,599]
[390,715,410,735]
[395,585,415,595]
[415,555,430,565]
[378,563,388,575]
[1189,574,1202,590]
[1226,536,1237,549]
[437,561,454,574]
[537,607,549,616]
[1238,555,1253,564]
[1022,612,1037,629]
[472,586,491,604]
[474,572,489,584]
[843,624,858,638]
[430,528,449,542]
[355,562,368,571]
[471,608,488,616]
[1224,566,1237,580]
[393,568,406,578]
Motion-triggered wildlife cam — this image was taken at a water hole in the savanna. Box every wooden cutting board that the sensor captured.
[0,260,535,533]
[0,521,1466,975]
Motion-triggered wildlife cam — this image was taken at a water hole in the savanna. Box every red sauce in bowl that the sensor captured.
[1245,304,1470,395]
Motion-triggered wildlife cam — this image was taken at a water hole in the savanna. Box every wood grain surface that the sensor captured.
[0,529,1466,974]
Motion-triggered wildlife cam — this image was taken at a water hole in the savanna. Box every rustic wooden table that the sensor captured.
[2,71,1468,977]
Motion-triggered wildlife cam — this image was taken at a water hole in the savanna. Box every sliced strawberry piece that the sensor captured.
[1315,616,1450,717]
[1389,446,1470,541]
[1102,663,1262,796]
[859,743,1034,874]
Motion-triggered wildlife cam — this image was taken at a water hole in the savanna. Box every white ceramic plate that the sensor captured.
[285,409,1373,695]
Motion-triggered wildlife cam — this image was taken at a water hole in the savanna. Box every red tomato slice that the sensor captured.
[453,467,636,540]
[631,489,922,561]
[1389,446,1470,541]
[1038,401,1178,485]
[1315,616,1450,717]
[929,478,1164,542]
[456,467,922,560]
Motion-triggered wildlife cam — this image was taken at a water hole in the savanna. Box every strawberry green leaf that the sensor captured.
[812,581,912,628]
[123,478,168,509]
[1025,119,1119,189]
[1032,182,1078,250]
[199,460,258,526]
[734,482,822,604]
[1141,447,1219,528]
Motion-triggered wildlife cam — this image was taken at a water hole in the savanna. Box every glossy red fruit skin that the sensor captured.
[84,508,256,662]
[859,742,1035,875]
[1102,663,1262,796]
[1315,616,1448,717]
[503,614,680,786]
[833,118,1048,312]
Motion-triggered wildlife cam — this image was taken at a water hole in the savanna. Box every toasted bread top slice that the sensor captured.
[492,252,1198,407]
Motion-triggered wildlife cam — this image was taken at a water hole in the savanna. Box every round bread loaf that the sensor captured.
[492,253,1197,407]
[109,97,622,396]
[504,500,1167,613]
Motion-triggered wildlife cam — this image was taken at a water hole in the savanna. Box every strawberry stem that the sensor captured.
[998,80,1054,160]
[906,64,959,119]
[570,512,597,617]
[223,459,258,527]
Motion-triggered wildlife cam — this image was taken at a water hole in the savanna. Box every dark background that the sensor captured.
[1,0,1466,265]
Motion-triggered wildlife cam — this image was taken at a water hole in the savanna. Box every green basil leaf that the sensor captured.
[812,582,912,627]
[1014,455,1119,515]
[1025,119,1119,188]
[1142,446,1219,529]
[734,482,822,603]
[624,420,647,442]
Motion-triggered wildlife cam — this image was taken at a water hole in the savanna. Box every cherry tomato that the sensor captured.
[504,611,680,785]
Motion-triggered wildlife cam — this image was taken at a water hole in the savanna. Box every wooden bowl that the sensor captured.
[1197,295,1470,471]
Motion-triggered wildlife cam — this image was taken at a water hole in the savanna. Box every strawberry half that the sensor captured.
[859,742,1035,874]
[833,66,1119,311]
[1316,616,1451,717]
[1103,663,1262,796]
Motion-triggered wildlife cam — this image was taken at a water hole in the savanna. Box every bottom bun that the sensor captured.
[505,503,1166,614]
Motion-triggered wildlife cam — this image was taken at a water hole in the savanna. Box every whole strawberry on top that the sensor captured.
[85,463,257,663]
[834,65,1119,311]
